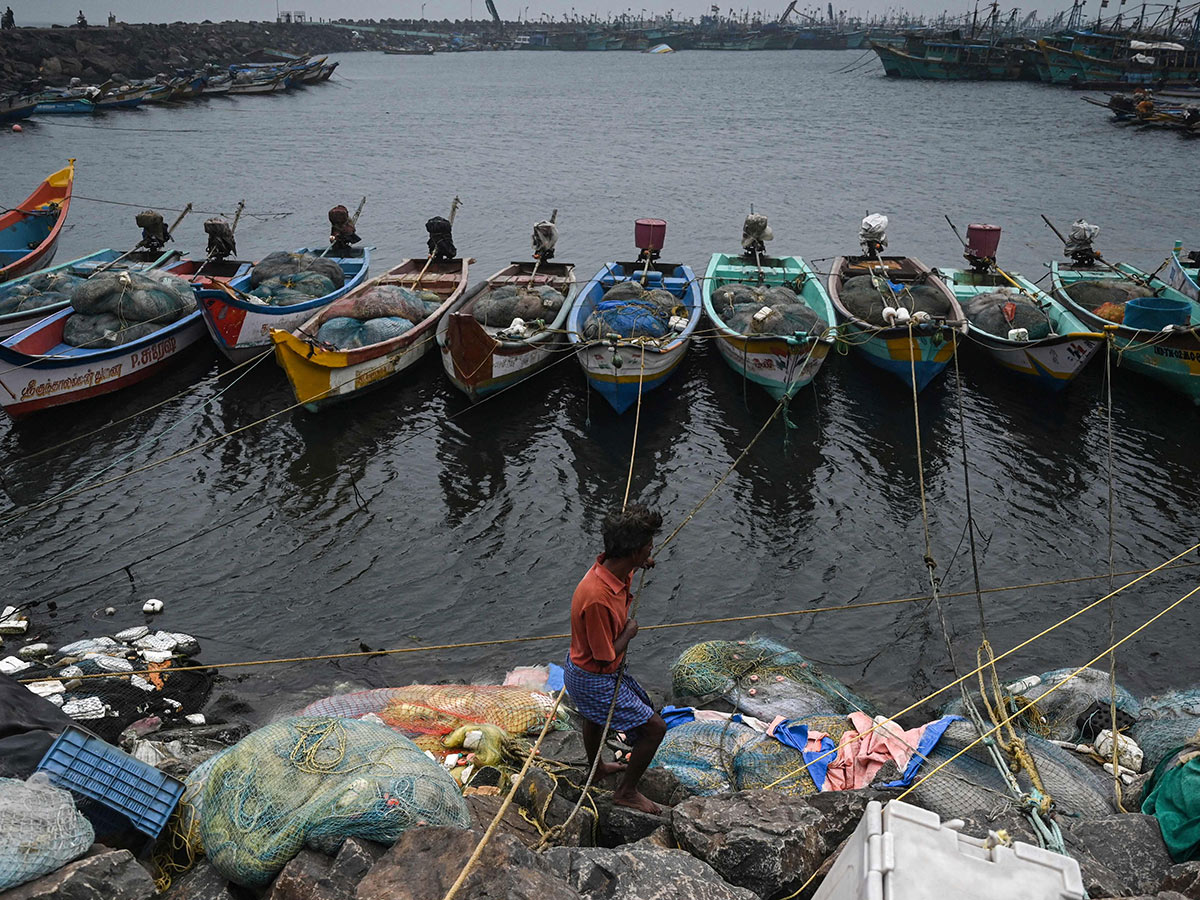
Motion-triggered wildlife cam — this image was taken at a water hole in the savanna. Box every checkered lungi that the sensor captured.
[563,655,654,733]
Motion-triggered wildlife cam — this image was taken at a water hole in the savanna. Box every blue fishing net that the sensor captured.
[250,251,344,290]
[583,297,669,340]
[1134,688,1200,771]
[316,315,413,349]
[249,272,336,306]
[199,717,469,887]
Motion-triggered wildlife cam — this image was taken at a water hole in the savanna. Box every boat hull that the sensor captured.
[0,161,74,283]
[712,333,832,399]
[197,247,370,362]
[0,310,207,417]
[1166,252,1200,303]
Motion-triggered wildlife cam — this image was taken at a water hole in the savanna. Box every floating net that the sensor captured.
[671,638,875,722]
[839,274,951,326]
[1134,688,1200,771]
[472,284,565,328]
[249,251,344,290]
[964,289,1052,339]
[0,775,94,891]
[199,717,469,887]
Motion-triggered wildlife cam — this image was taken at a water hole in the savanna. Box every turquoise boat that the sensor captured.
[1051,261,1200,403]
[939,266,1104,389]
[1166,244,1200,304]
[702,252,838,400]
[828,254,966,391]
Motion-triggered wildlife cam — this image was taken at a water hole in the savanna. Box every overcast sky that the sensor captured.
[21,0,1077,26]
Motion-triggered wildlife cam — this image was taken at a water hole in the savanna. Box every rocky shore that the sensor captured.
[0,22,385,92]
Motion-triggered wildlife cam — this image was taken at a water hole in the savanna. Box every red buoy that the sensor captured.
[11,124,22,133]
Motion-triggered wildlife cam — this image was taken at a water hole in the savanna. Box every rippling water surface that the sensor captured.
[2,50,1198,717]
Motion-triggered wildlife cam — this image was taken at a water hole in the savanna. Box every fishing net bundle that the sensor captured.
[964,288,1052,339]
[198,717,470,887]
[839,274,952,327]
[0,270,85,316]
[671,638,875,722]
[1061,279,1154,320]
[250,251,344,291]
[0,775,94,891]
[902,718,1116,821]
[1133,688,1200,772]
[314,285,442,350]
[63,270,196,349]
[582,280,680,341]
[471,283,565,329]
[249,272,338,307]
[710,282,822,336]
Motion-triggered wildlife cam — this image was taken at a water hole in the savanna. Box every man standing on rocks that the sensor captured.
[1,8,14,29]
[564,503,668,815]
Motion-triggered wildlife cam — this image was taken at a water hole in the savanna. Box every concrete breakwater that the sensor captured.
[0,22,385,92]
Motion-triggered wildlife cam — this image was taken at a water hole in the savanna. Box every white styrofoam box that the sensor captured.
[812,800,1084,900]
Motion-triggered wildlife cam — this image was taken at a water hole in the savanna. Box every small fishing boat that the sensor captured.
[197,246,370,363]
[0,94,36,123]
[567,219,701,414]
[169,73,207,100]
[828,215,966,391]
[31,96,95,114]
[93,85,150,110]
[318,62,338,81]
[1051,255,1200,404]
[296,57,330,84]
[702,215,838,400]
[937,222,1104,389]
[437,246,576,401]
[0,246,183,339]
[273,257,471,412]
[1165,242,1200,303]
[0,160,75,283]
[226,74,288,95]
[161,258,253,290]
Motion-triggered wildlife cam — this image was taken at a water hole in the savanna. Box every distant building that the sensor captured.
[277,11,307,23]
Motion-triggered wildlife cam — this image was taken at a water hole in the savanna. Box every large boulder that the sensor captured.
[597,799,672,848]
[544,844,758,900]
[1,847,155,900]
[671,791,828,899]
[161,859,234,900]
[1161,862,1200,898]
[1066,815,1174,896]
[355,826,581,900]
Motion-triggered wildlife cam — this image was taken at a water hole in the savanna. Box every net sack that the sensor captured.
[63,313,163,349]
[0,271,85,316]
[315,316,413,350]
[652,719,817,797]
[298,684,567,738]
[839,275,952,326]
[65,271,195,349]
[671,638,875,721]
[199,717,470,887]
[249,251,344,290]
[332,285,441,324]
[902,719,1115,820]
[249,272,337,306]
[1062,279,1154,311]
[472,284,564,328]
[965,289,1052,339]
[582,298,669,340]
[1134,688,1200,771]
[0,774,95,891]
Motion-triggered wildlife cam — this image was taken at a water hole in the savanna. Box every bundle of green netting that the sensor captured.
[651,714,855,797]
[839,274,952,327]
[0,270,85,316]
[582,280,681,341]
[964,288,1052,339]
[1134,688,1200,771]
[709,282,822,337]
[671,637,875,721]
[198,717,469,887]
[249,272,339,306]
[472,284,565,328]
[315,285,442,350]
[250,252,344,291]
[63,270,196,348]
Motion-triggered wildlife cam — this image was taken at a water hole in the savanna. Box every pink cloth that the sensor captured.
[823,711,927,792]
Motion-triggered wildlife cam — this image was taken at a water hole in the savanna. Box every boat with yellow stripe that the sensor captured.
[271,257,470,412]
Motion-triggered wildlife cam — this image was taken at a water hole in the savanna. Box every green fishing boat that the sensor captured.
[702,216,838,401]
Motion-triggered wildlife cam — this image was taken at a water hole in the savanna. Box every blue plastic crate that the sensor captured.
[36,726,185,838]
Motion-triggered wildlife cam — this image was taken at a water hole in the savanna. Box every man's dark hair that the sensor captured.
[601,504,663,559]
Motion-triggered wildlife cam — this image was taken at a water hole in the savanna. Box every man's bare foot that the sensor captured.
[612,789,661,815]
[595,761,627,779]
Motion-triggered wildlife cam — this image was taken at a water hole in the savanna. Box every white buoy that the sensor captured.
[895,307,911,324]
[142,598,164,614]
[882,306,898,324]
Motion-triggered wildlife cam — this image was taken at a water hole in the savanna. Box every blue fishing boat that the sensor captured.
[0,95,36,123]
[0,161,74,283]
[567,219,700,414]
[197,246,371,363]
[32,97,95,114]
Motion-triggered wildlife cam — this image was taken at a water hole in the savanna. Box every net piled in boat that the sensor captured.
[671,637,875,721]
[199,717,469,887]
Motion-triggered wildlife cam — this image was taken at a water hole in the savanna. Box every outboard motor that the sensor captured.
[204,217,236,260]
[741,213,773,258]
[859,213,888,257]
[426,216,456,261]
[135,209,171,252]
[964,223,1001,272]
[532,219,558,261]
[328,204,361,253]
[1064,219,1100,267]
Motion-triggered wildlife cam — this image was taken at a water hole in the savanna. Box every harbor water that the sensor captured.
[1,50,1197,717]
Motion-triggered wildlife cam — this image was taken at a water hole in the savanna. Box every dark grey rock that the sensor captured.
[639,767,691,806]
[466,793,545,848]
[1066,814,1174,895]
[597,798,672,848]
[544,844,758,900]
[263,849,334,900]
[540,730,588,767]
[671,791,828,899]
[328,838,386,886]
[1,847,155,900]
[802,789,887,847]
[161,859,235,900]
[633,826,675,851]
[355,826,581,900]
[1162,862,1200,898]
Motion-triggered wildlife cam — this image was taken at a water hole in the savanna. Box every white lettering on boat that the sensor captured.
[20,363,124,400]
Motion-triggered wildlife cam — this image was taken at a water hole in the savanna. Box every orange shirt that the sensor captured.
[569,555,632,674]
